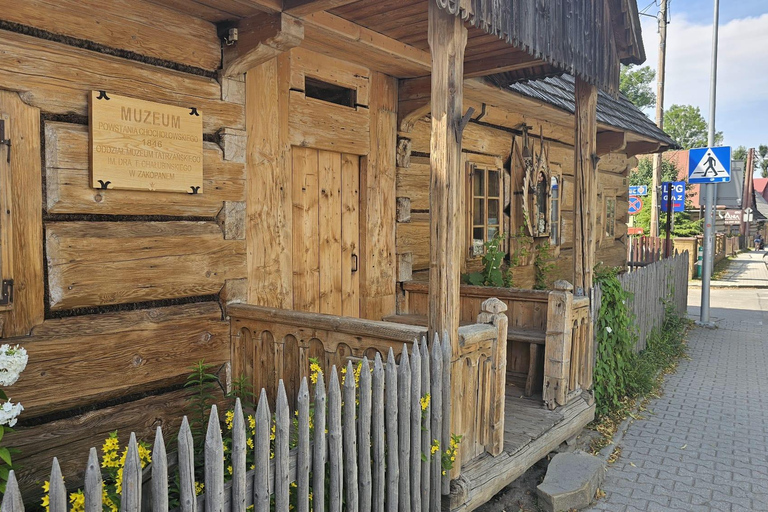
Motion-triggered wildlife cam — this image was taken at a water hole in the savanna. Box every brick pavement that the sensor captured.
[589,283,768,512]
[690,251,768,288]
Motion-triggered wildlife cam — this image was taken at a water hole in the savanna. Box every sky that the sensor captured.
[635,0,768,152]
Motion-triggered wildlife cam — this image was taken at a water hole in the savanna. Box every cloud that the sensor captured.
[639,12,768,148]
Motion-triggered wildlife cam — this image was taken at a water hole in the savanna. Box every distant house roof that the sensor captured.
[503,75,678,149]
[754,178,768,201]
[753,190,768,222]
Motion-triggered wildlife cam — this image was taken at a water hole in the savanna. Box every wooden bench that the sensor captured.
[383,314,546,397]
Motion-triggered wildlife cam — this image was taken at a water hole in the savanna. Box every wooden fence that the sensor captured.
[3,339,454,512]
[627,236,663,269]
[603,252,689,353]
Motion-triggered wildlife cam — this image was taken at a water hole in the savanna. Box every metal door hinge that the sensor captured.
[0,280,13,306]
[0,120,10,164]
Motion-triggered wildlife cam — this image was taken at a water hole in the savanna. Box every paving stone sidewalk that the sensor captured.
[689,250,768,288]
[588,284,768,512]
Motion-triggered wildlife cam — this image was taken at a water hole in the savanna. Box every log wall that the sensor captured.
[0,6,244,495]
[396,116,635,289]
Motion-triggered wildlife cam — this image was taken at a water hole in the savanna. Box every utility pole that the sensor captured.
[699,0,720,326]
[650,0,669,239]
[740,148,755,239]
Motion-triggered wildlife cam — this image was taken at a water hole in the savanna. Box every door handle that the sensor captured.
[351,254,358,273]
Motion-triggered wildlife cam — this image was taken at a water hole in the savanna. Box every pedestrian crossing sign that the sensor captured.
[688,146,731,184]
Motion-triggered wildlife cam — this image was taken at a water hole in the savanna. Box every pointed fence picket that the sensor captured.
[2,337,453,512]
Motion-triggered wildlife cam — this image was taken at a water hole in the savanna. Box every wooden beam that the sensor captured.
[573,78,598,296]
[464,54,545,78]
[398,98,431,133]
[301,12,431,78]
[624,140,662,156]
[283,0,359,17]
[596,130,627,156]
[222,13,304,78]
[427,1,467,344]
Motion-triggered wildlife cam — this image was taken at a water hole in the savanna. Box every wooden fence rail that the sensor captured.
[2,339,454,512]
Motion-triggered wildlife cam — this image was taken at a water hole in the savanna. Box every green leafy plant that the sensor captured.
[593,266,637,417]
[184,360,220,441]
[533,242,555,290]
[463,231,508,287]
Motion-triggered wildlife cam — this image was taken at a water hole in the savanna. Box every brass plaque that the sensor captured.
[90,91,203,193]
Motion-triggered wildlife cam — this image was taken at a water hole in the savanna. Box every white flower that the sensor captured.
[0,399,23,427]
[0,344,28,386]
[606,326,613,334]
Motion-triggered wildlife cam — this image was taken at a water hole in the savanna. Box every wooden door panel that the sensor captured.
[292,147,359,317]
[292,146,320,313]
[341,153,360,317]
[318,150,343,315]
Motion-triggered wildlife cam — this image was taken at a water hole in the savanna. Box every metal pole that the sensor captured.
[650,0,669,239]
[700,0,720,325]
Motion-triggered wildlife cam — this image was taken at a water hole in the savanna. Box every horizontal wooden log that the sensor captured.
[1,0,221,70]
[11,302,227,417]
[7,388,217,499]
[45,122,245,216]
[396,157,430,211]
[222,13,304,78]
[46,221,246,310]
[288,91,370,155]
[0,29,242,132]
[396,219,429,270]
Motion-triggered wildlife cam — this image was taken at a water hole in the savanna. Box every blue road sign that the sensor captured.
[661,181,686,212]
[628,196,643,215]
[688,146,731,184]
[629,185,648,196]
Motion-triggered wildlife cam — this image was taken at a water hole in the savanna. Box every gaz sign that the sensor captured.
[661,181,685,213]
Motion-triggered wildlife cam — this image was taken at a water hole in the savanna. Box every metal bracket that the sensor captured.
[455,107,476,143]
[96,90,110,100]
[189,186,201,194]
[189,107,200,116]
[591,153,601,168]
[0,120,10,164]
[0,280,14,306]
[97,180,111,190]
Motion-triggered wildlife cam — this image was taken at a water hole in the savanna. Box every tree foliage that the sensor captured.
[630,157,703,237]
[619,65,656,110]
[733,145,768,177]
[664,104,723,150]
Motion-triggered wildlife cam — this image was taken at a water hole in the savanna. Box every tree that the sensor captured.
[619,65,656,110]
[664,104,723,149]
[630,157,702,237]
[732,145,768,177]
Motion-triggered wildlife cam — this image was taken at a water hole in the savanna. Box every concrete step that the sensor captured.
[536,451,605,512]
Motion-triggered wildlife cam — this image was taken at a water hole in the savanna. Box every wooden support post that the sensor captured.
[427,0,467,345]
[573,78,598,296]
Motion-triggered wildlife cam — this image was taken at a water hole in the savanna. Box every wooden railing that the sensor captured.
[228,304,427,407]
[450,300,508,473]
[542,282,594,409]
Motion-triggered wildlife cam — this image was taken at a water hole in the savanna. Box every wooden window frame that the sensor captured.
[604,195,617,240]
[467,162,503,258]
[550,174,561,247]
[0,117,13,311]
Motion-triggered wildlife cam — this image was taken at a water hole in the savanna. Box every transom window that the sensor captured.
[469,164,501,256]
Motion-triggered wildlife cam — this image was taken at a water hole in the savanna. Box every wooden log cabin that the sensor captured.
[0,0,674,509]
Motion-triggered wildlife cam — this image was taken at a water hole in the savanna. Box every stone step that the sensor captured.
[536,451,605,512]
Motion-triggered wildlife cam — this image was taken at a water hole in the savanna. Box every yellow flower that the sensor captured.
[420,393,430,411]
[41,494,50,512]
[42,481,50,493]
[290,482,297,488]
[431,439,440,455]
[225,410,235,430]
[228,465,233,475]
[248,415,256,431]
[69,490,86,512]
[247,438,254,449]
[309,363,323,384]
[195,482,205,496]
[250,464,255,470]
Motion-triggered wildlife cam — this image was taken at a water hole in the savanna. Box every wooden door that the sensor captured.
[292,147,360,317]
